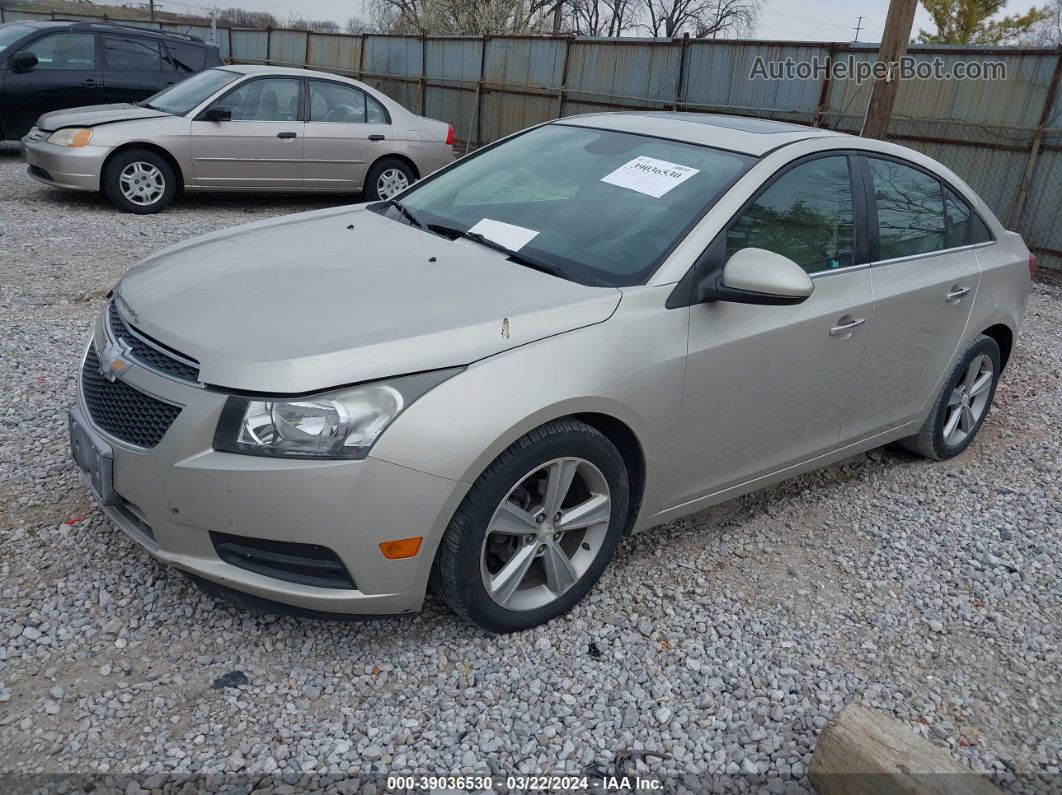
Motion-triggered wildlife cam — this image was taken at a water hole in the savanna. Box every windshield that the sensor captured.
[140,68,241,115]
[394,124,754,287]
[0,24,32,53]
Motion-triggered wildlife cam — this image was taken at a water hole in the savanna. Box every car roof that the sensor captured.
[15,19,204,42]
[225,64,358,80]
[557,112,848,156]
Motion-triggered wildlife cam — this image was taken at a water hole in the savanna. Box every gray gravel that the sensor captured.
[1,141,1060,793]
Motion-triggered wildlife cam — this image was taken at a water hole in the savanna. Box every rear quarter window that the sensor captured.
[164,41,207,73]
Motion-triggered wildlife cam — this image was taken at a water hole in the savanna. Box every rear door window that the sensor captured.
[103,35,163,72]
[869,158,946,261]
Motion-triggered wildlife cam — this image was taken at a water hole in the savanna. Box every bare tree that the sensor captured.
[215,8,280,28]
[1022,0,1061,44]
[366,0,557,34]
[635,0,760,38]
[564,0,637,36]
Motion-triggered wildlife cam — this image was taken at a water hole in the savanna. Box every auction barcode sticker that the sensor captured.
[600,156,699,198]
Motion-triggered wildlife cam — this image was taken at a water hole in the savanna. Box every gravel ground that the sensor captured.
[0,141,1060,794]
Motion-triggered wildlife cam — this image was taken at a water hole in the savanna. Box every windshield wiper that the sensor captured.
[381,198,425,230]
[426,223,566,279]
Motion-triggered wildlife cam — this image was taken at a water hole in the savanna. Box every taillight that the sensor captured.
[1028,253,1038,279]
[445,124,454,146]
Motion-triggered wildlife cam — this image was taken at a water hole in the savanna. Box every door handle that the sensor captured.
[368,134,385,141]
[276,132,298,139]
[829,316,866,338]
[945,286,971,303]
[82,78,99,86]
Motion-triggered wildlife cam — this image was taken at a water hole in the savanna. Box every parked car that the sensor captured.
[21,64,455,212]
[0,19,222,142]
[69,113,1032,632]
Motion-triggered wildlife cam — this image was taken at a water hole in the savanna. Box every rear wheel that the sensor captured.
[102,149,176,214]
[364,157,415,201]
[900,334,1001,460]
[434,419,629,633]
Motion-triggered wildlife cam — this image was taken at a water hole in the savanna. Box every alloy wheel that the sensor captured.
[119,162,166,206]
[480,457,612,611]
[943,353,994,446]
[376,168,409,200]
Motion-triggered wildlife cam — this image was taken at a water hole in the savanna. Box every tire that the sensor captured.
[900,334,1001,460]
[102,149,177,214]
[363,157,415,201]
[434,419,629,633]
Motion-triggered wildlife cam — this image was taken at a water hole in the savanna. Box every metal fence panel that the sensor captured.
[565,39,679,110]
[269,29,309,67]
[307,33,361,75]
[683,41,830,123]
[230,29,268,64]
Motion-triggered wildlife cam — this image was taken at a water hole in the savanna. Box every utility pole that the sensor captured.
[209,8,217,45]
[148,0,156,22]
[861,0,917,140]
[853,15,864,42]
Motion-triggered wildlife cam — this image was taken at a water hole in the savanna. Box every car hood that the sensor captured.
[37,103,169,131]
[114,206,622,394]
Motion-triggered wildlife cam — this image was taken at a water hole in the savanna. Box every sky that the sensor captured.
[155,0,1048,42]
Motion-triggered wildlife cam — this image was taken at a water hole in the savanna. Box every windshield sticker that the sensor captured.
[600,156,700,198]
[468,219,540,251]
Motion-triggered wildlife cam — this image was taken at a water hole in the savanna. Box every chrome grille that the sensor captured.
[81,347,181,448]
[108,302,200,383]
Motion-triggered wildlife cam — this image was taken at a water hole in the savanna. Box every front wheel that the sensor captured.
[434,419,629,633]
[102,149,176,214]
[900,334,1001,460]
[363,157,415,201]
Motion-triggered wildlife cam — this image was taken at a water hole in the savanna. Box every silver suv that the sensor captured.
[69,113,1033,632]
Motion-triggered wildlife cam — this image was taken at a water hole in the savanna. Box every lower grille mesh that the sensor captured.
[81,347,181,448]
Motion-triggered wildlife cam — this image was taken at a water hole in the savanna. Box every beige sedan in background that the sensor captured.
[21,64,455,213]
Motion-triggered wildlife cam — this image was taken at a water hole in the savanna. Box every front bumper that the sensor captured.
[22,133,106,191]
[71,314,469,616]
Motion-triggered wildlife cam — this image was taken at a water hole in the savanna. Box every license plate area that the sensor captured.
[69,408,119,506]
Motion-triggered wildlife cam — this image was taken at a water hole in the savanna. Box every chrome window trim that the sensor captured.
[870,240,996,269]
[108,303,205,389]
[809,262,871,280]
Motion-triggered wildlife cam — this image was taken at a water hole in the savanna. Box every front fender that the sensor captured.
[368,286,688,513]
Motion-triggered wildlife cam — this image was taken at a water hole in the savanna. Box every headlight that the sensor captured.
[47,128,93,147]
[213,368,462,460]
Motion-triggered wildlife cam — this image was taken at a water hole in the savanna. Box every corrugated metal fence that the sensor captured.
[3,7,1060,270]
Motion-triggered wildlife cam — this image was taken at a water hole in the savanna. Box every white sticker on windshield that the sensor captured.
[467,219,540,251]
[600,156,699,198]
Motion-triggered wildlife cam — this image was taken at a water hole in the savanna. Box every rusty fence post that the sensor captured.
[1009,46,1062,229]
[419,34,428,116]
[555,36,572,120]
[673,33,689,111]
[814,43,841,128]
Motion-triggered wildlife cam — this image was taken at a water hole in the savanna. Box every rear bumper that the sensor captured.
[22,136,105,191]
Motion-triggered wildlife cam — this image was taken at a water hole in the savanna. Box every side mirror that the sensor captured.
[695,247,814,306]
[11,51,38,72]
[199,106,232,122]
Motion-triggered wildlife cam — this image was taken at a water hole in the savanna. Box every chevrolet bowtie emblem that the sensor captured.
[99,339,133,382]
